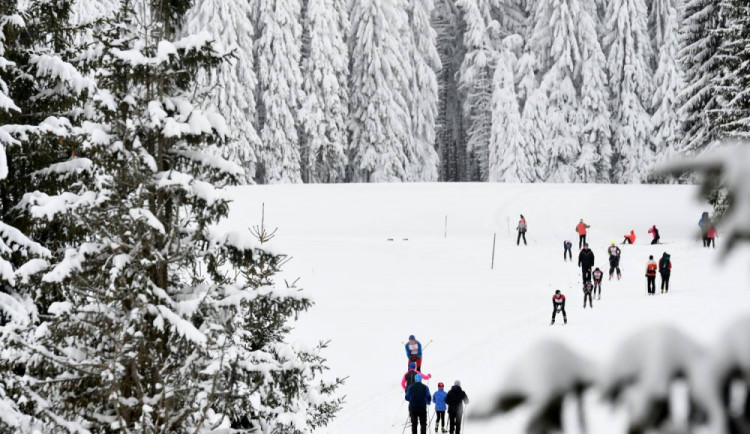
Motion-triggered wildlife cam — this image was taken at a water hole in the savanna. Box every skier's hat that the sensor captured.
[438,382,444,388]
[409,362,416,369]
[555,289,561,294]
[454,380,461,387]
[415,374,422,382]
[408,334,416,341]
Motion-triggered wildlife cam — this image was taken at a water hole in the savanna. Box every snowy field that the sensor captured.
[223,183,750,434]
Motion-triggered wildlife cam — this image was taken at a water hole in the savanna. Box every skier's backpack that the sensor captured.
[405,370,417,388]
[660,255,671,272]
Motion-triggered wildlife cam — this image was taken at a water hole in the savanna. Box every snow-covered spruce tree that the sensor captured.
[0,0,97,333]
[650,6,683,180]
[522,77,550,182]
[256,0,304,183]
[712,0,750,140]
[648,0,679,57]
[678,0,723,153]
[514,49,536,109]
[433,0,466,182]
[182,0,261,183]
[530,0,583,182]
[0,0,95,249]
[2,1,342,431]
[457,0,496,181]
[348,0,414,182]
[299,0,349,183]
[530,0,581,74]
[577,5,612,182]
[489,49,533,182]
[405,0,441,182]
[542,66,581,182]
[0,0,20,182]
[0,6,54,428]
[605,0,654,183]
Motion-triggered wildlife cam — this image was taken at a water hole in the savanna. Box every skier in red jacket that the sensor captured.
[646,255,658,295]
[575,219,590,249]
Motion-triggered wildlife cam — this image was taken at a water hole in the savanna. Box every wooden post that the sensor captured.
[491,233,497,270]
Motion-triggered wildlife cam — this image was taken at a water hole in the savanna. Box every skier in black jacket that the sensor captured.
[583,281,594,308]
[405,374,432,434]
[445,381,469,434]
[578,243,595,283]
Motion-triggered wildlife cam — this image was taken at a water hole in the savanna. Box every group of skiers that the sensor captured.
[699,212,718,248]
[550,218,677,324]
[403,335,469,434]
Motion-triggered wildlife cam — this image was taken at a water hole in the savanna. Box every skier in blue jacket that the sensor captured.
[405,335,423,370]
[432,382,448,433]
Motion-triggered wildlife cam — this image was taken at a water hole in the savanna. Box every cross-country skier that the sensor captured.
[699,212,710,246]
[648,225,661,244]
[607,242,622,280]
[402,362,432,390]
[592,267,603,299]
[646,255,658,295]
[578,243,595,283]
[445,381,469,434]
[706,225,717,248]
[433,382,448,433]
[405,374,432,434]
[516,214,527,246]
[575,219,590,249]
[563,240,573,261]
[622,230,636,244]
[583,281,594,308]
[551,290,567,325]
[659,252,672,293]
[405,335,424,370]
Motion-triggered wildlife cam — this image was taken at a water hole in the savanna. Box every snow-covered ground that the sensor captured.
[223,183,750,434]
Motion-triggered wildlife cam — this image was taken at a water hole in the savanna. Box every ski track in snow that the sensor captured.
[223,183,750,433]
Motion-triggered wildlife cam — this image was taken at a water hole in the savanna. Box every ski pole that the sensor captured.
[461,403,468,434]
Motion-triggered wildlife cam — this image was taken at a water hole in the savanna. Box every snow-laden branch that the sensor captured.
[29,54,95,95]
[474,318,750,434]
[656,141,750,255]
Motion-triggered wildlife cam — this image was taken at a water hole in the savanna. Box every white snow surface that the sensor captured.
[222,183,750,433]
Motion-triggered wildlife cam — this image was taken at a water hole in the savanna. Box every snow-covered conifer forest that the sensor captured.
[5,0,746,188]
[2,0,750,432]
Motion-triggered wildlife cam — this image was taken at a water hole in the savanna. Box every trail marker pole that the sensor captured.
[491,233,497,270]
[444,215,447,238]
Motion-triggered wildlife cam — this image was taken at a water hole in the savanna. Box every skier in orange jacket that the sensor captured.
[575,219,590,249]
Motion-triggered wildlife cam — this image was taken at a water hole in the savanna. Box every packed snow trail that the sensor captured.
[222,183,750,433]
